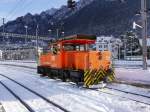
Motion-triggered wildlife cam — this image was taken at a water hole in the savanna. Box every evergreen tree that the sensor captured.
[121,31,142,58]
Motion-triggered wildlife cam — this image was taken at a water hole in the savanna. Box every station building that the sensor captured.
[1,47,37,60]
[95,36,122,59]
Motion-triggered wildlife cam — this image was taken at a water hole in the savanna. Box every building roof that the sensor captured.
[96,36,114,41]
[61,39,95,44]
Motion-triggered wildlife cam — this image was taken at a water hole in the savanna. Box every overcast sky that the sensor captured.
[0,0,79,24]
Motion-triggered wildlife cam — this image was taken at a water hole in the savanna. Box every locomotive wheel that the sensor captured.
[62,76,66,82]
[40,74,47,77]
[48,72,54,79]
[61,72,67,82]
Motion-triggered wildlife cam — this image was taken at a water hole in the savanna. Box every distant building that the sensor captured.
[96,36,122,59]
[2,47,37,60]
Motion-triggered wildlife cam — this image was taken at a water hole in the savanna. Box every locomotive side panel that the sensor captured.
[63,51,76,69]
[39,53,64,69]
[74,52,89,70]
[99,51,111,70]
[50,53,63,69]
[88,51,101,70]
[63,51,89,70]
[39,53,51,67]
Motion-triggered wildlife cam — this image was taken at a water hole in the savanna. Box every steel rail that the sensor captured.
[0,74,70,112]
[0,81,35,112]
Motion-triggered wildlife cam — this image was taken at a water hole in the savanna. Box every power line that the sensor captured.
[6,0,43,22]
[6,0,26,20]
[6,0,34,21]
[22,0,35,14]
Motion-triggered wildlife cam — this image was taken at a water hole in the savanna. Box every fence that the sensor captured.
[113,60,150,68]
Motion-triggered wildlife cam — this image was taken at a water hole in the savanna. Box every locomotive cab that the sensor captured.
[38,34,115,87]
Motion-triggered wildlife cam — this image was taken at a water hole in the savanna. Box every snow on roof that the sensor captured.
[97,36,114,41]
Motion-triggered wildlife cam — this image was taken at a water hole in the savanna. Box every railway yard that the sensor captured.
[0,61,150,112]
[0,0,150,112]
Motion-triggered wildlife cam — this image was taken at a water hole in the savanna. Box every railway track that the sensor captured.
[105,86,150,99]
[1,64,150,106]
[63,82,150,105]
[0,81,35,112]
[0,73,116,112]
[62,82,150,105]
[2,64,150,88]
[89,86,150,105]
[0,73,70,112]
[0,64,36,70]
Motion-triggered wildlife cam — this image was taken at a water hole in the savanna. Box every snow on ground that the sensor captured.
[105,83,150,104]
[115,68,150,85]
[0,64,150,112]
[0,103,6,112]
[0,60,37,68]
[0,76,64,112]
[107,83,150,96]
[114,60,150,85]
[0,60,36,64]
[0,83,29,112]
[1,60,150,85]
[114,60,150,67]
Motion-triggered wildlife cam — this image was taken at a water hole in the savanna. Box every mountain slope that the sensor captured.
[0,0,149,38]
[63,0,141,36]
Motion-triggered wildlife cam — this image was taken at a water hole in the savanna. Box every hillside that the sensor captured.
[0,0,149,38]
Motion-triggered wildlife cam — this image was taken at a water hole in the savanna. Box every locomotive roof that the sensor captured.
[58,34,96,41]
[49,34,96,44]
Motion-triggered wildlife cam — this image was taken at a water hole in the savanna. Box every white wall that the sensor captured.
[0,50,3,59]
[96,36,122,59]
[139,38,150,46]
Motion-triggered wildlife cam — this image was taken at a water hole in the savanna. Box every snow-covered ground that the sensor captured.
[115,68,150,85]
[0,103,5,112]
[114,60,150,67]
[0,61,150,112]
[114,60,150,85]
[0,83,29,112]
[0,60,150,85]
[0,60,37,68]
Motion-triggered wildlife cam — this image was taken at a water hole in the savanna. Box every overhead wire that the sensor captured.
[6,0,34,21]
[22,0,35,14]
[6,0,26,20]
[18,0,34,13]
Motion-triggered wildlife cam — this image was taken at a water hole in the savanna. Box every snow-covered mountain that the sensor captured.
[43,8,58,16]
[0,0,149,38]
[50,0,96,22]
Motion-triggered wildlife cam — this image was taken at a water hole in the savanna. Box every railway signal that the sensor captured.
[67,0,76,9]
[133,21,143,29]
